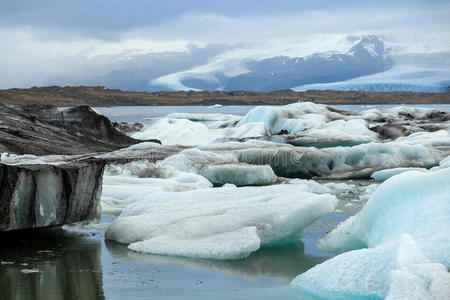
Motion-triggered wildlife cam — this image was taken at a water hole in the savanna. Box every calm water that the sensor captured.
[0,179,370,300]
[94,104,450,123]
[3,103,442,299]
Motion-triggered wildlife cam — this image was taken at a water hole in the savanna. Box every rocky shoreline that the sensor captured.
[1,86,449,106]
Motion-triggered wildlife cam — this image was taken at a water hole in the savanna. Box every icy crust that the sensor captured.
[105,183,338,260]
[101,161,213,215]
[291,168,450,299]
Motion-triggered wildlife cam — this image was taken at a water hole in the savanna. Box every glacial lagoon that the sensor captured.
[1,104,449,299]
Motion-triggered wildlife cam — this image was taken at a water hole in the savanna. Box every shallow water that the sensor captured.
[0,180,373,300]
[1,104,405,299]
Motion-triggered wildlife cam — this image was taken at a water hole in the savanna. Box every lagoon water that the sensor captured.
[0,178,371,300]
[94,104,450,123]
[1,104,447,299]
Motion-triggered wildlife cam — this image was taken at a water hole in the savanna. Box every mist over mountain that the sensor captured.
[42,35,448,93]
[2,0,449,93]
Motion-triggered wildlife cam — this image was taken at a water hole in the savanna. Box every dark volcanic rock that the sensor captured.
[0,104,142,155]
[0,158,105,231]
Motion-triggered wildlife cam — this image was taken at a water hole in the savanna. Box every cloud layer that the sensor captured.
[0,0,449,88]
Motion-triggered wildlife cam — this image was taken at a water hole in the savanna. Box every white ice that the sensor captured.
[105,183,338,260]
[291,167,450,299]
[101,161,213,215]
[132,117,266,146]
[371,167,428,182]
[199,164,277,186]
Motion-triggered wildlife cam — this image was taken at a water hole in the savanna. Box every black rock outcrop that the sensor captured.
[0,103,143,155]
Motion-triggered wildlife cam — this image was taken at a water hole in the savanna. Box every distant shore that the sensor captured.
[0,86,449,106]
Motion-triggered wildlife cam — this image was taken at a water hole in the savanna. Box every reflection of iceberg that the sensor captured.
[105,240,327,281]
[0,228,104,300]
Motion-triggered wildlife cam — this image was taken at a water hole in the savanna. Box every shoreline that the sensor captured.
[1,86,449,106]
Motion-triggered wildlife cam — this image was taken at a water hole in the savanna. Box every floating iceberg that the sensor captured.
[132,118,266,146]
[371,167,428,182]
[291,167,450,299]
[199,164,277,186]
[105,183,338,260]
[101,161,213,215]
[162,135,443,179]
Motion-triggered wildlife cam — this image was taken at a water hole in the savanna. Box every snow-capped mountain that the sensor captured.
[44,34,449,93]
[149,35,393,92]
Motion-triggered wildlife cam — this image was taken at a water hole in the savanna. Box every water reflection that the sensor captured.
[105,240,327,281]
[0,228,104,300]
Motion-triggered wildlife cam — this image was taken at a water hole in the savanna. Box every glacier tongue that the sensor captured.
[291,165,450,299]
[105,183,338,260]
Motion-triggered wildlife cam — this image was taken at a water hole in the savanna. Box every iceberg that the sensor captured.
[371,167,428,182]
[105,183,338,260]
[162,135,443,179]
[132,118,266,146]
[101,161,213,215]
[199,164,277,186]
[291,167,450,299]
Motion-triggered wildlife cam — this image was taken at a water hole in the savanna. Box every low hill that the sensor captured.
[0,86,449,106]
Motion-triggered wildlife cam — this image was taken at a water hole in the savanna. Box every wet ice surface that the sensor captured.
[0,180,374,300]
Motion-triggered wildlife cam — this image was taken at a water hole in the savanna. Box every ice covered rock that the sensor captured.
[0,157,105,231]
[291,167,450,299]
[105,184,338,260]
[199,164,277,186]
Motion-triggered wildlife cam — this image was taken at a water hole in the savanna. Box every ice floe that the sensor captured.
[105,183,338,260]
[371,167,428,182]
[198,164,277,186]
[162,136,444,179]
[291,167,450,299]
[132,118,266,146]
[101,161,213,215]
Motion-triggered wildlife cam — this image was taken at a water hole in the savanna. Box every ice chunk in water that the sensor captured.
[291,168,450,299]
[199,164,277,186]
[105,184,338,260]
[371,167,428,182]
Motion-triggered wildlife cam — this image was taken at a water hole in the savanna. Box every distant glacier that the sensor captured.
[44,34,450,93]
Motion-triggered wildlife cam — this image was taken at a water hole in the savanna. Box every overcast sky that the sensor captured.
[1,0,449,88]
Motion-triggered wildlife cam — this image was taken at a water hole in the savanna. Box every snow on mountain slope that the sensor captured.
[149,34,376,91]
[294,48,450,92]
[294,65,450,92]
